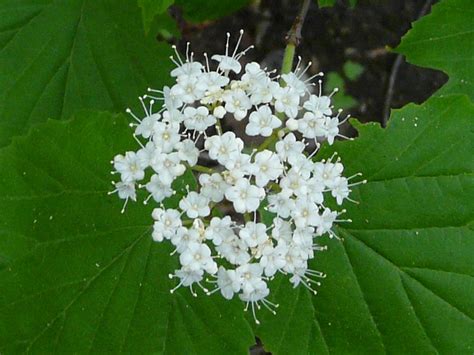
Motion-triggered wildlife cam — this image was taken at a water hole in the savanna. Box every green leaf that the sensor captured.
[175,0,250,23]
[324,72,358,110]
[395,0,474,99]
[138,0,174,33]
[317,0,336,8]
[343,60,364,81]
[0,111,254,353]
[0,0,174,147]
[257,95,474,353]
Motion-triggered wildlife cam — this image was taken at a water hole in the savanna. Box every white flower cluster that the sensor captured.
[110,31,364,323]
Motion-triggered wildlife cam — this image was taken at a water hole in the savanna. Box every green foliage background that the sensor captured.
[0,0,472,353]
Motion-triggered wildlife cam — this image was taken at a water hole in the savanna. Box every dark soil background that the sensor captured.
[168,0,446,352]
[171,0,446,132]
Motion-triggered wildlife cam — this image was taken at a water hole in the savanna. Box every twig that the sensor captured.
[281,0,312,75]
[286,0,312,47]
[382,0,433,126]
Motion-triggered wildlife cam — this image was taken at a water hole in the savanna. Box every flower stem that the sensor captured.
[190,164,214,174]
[257,130,280,151]
[258,0,312,152]
[281,0,311,75]
[281,44,296,77]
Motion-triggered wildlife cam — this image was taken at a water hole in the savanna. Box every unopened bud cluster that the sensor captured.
[110,31,364,323]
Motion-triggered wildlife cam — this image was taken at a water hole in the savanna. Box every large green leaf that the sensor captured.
[257,95,474,353]
[0,111,254,353]
[0,99,472,352]
[138,0,174,33]
[175,0,250,23]
[0,0,174,147]
[396,0,474,99]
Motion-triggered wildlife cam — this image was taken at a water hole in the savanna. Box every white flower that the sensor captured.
[249,79,276,105]
[224,153,252,177]
[217,234,251,265]
[273,87,299,118]
[179,242,217,274]
[204,132,243,166]
[151,152,185,185]
[170,61,203,78]
[313,161,344,188]
[315,208,337,236]
[292,197,320,228]
[199,173,229,203]
[215,267,242,299]
[162,109,184,124]
[198,71,229,93]
[282,246,308,273]
[279,168,308,197]
[297,111,326,139]
[236,263,264,295]
[153,121,181,153]
[112,181,136,203]
[171,76,204,103]
[324,116,340,145]
[179,191,210,218]
[292,226,315,254]
[275,133,305,162]
[213,105,226,118]
[305,177,325,204]
[134,113,160,139]
[331,176,350,205]
[225,178,265,213]
[211,30,252,74]
[113,152,146,182]
[303,94,332,117]
[250,150,284,187]
[183,106,216,132]
[136,142,157,168]
[222,89,252,120]
[287,153,314,180]
[152,208,182,242]
[241,62,266,87]
[170,267,204,293]
[267,190,295,218]
[260,243,287,277]
[171,227,200,253]
[281,72,307,96]
[111,31,360,312]
[176,139,199,166]
[163,86,183,111]
[204,216,234,245]
[145,174,173,203]
[245,105,281,137]
[239,222,268,248]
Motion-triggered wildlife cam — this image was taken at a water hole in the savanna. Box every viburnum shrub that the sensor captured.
[110,30,365,323]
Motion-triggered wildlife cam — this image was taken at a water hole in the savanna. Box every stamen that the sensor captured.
[121,198,129,214]
[169,55,182,68]
[185,42,191,62]
[251,302,260,324]
[171,45,184,65]
[126,108,141,123]
[139,96,149,116]
[225,32,231,56]
[232,29,245,58]
[204,52,210,72]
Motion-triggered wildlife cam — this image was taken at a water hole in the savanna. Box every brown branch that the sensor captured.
[285,0,312,47]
